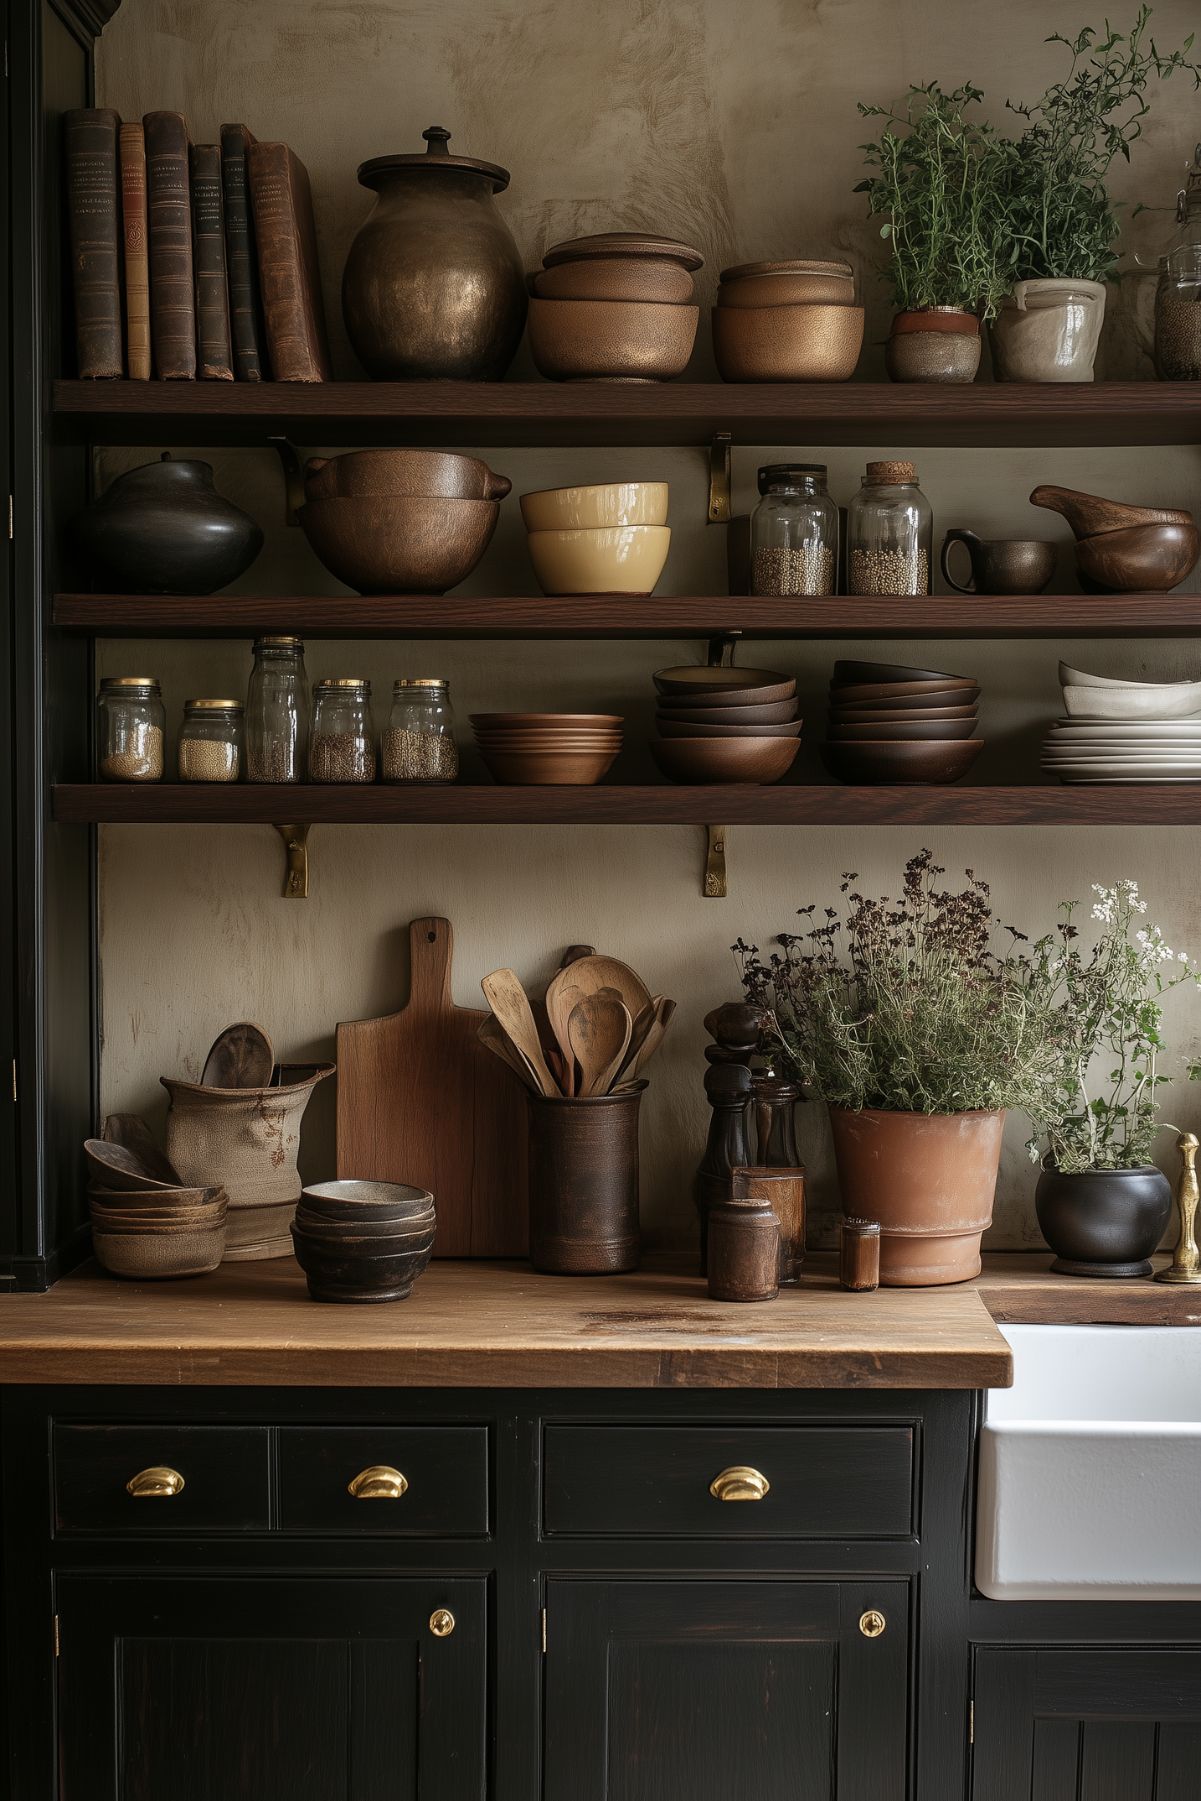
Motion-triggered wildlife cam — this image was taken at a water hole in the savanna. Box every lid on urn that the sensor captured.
[357,125,511,193]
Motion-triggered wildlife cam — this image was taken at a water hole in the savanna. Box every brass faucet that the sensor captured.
[1155,1131,1201,1285]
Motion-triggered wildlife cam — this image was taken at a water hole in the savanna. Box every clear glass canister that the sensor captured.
[1155,144,1201,380]
[97,677,165,782]
[847,460,933,596]
[177,699,243,782]
[382,678,459,783]
[245,635,309,783]
[751,464,839,596]
[310,678,376,783]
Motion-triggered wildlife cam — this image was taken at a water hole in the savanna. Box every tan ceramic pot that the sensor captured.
[525,524,671,596]
[828,1105,1005,1285]
[711,303,864,381]
[990,279,1106,383]
[519,481,669,531]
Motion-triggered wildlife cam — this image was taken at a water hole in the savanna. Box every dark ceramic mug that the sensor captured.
[940,528,1057,595]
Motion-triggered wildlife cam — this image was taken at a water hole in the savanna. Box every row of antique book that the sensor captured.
[64,109,333,382]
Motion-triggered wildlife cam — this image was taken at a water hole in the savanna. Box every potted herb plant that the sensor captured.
[991,8,1201,382]
[1028,880,1200,1276]
[856,83,1008,383]
[735,853,1069,1285]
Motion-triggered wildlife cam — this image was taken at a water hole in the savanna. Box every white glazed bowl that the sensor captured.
[519,481,669,531]
[1061,681,1201,720]
[1059,662,1187,691]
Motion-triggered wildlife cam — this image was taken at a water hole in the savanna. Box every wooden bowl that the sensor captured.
[526,524,671,596]
[655,716,802,739]
[299,496,499,594]
[85,1138,185,1192]
[292,1210,435,1241]
[92,1222,226,1280]
[1074,522,1201,593]
[303,449,510,503]
[480,747,618,785]
[473,734,622,751]
[828,718,976,741]
[532,260,694,304]
[821,739,984,784]
[830,688,980,716]
[653,665,793,700]
[470,712,623,729]
[519,482,669,531]
[832,677,979,703]
[655,697,800,727]
[712,302,864,382]
[300,1179,434,1222]
[829,701,978,723]
[527,297,698,381]
[101,1114,182,1184]
[290,1224,435,1303]
[651,736,800,784]
[831,659,968,687]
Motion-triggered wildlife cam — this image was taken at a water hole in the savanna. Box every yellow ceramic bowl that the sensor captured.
[526,525,671,596]
[519,481,669,532]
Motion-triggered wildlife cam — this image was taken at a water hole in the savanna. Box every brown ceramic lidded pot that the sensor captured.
[342,126,527,380]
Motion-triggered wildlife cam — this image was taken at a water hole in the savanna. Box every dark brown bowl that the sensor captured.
[828,718,976,741]
[469,712,623,729]
[831,659,969,687]
[830,687,980,715]
[480,747,618,785]
[653,665,794,701]
[1075,522,1201,593]
[290,1225,434,1303]
[299,496,499,594]
[830,701,978,723]
[656,697,800,727]
[85,1138,184,1193]
[303,450,510,503]
[292,1207,435,1239]
[832,677,979,703]
[651,736,800,784]
[299,1179,434,1222]
[656,716,803,739]
[821,739,984,785]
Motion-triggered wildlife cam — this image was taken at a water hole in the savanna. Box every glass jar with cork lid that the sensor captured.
[847,460,932,596]
[382,678,458,783]
[750,464,839,596]
[97,677,165,782]
[310,678,376,783]
[177,699,243,783]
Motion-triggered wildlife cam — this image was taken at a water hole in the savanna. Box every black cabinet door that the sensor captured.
[973,1648,1201,1801]
[57,1574,486,1801]
[544,1578,909,1801]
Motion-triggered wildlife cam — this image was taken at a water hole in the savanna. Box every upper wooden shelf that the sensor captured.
[54,591,1201,639]
[51,379,1201,448]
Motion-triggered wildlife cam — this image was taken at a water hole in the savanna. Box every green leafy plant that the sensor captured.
[1026,880,1201,1173]
[855,83,1010,316]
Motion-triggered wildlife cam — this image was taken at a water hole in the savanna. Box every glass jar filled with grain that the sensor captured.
[847,460,932,597]
[1154,147,1201,380]
[310,678,376,783]
[750,464,838,596]
[245,635,309,783]
[97,677,165,782]
[177,699,243,783]
[382,678,459,783]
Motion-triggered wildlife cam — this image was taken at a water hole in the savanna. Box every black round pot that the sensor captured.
[68,454,263,595]
[1035,1163,1172,1278]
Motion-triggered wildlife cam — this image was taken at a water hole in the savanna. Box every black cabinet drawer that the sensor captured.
[278,1427,490,1535]
[54,1426,270,1534]
[542,1424,914,1538]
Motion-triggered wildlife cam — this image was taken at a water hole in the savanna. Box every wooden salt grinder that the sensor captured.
[707,1188,780,1303]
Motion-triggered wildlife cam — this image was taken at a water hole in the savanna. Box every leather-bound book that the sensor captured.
[119,121,151,379]
[190,143,234,379]
[248,140,331,381]
[144,110,196,379]
[64,108,123,378]
[220,123,264,379]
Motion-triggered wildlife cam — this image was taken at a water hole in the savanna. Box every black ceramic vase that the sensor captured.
[1035,1163,1172,1278]
[68,454,264,595]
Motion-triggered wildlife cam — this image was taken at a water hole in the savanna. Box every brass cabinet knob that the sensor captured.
[347,1465,409,1500]
[429,1609,455,1638]
[859,1610,886,1639]
[709,1465,770,1503]
[126,1466,185,1499]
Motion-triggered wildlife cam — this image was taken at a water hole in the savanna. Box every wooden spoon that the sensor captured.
[202,1021,274,1088]
[481,969,559,1098]
[546,954,650,1075]
[568,995,632,1098]
[478,1015,542,1093]
[629,995,677,1079]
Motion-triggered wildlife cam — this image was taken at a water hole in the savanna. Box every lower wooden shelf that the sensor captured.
[51,783,1201,825]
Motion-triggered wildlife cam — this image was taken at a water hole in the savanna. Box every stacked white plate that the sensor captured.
[1042,663,1201,783]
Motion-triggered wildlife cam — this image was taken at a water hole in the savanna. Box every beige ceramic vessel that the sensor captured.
[526,523,671,595]
[520,481,669,531]
[712,303,864,381]
[990,279,1107,383]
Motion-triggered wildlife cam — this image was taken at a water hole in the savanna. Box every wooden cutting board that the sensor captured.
[336,917,528,1256]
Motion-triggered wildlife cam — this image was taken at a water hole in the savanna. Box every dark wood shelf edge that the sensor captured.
[53,592,1201,639]
[51,783,1201,825]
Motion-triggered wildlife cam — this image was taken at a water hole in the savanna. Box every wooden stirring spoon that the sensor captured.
[545,953,649,1077]
[481,969,559,1098]
[629,995,677,1079]
[568,994,632,1098]
[478,1014,543,1093]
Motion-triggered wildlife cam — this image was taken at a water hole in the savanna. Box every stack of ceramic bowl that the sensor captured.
[520,481,670,596]
[650,666,801,783]
[822,660,983,784]
[1043,662,1201,783]
[471,712,623,785]
[299,449,510,595]
[712,258,864,381]
[85,1139,228,1279]
[291,1180,435,1303]
[527,232,701,380]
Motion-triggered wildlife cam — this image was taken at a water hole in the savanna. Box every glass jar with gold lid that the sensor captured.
[382,678,458,782]
[97,677,165,782]
[310,678,376,783]
[177,699,243,783]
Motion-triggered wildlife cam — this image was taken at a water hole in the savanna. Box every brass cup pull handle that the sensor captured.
[709,1465,770,1503]
[126,1466,185,1499]
[347,1465,409,1501]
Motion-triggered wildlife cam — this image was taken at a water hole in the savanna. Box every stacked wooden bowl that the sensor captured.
[822,660,983,784]
[85,1138,227,1279]
[291,1180,435,1303]
[520,481,670,596]
[650,666,802,783]
[713,258,863,381]
[527,232,701,380]
[471,712,623,785]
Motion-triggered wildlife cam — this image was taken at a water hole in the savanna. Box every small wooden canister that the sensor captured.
[527,1081,645,1274]
[731,1165,806,1283]
[707,1189,780,1302]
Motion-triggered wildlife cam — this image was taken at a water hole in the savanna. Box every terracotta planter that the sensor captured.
[828,1105,1005,1285]
[1035,1163,1172,1278]
[885,308,981,384]
[990,279,1106,383]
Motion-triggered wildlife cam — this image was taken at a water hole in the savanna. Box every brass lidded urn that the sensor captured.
[342,125,527,380]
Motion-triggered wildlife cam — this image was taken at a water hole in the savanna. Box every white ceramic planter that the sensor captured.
[990,278,1107,383]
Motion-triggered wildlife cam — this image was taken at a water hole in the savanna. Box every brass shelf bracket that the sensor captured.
[707,431,733,523]
[704,825,729,898]
[274,824,311,898]
[267,436,305,525]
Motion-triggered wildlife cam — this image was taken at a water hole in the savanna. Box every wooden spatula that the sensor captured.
[481,969,559,1098]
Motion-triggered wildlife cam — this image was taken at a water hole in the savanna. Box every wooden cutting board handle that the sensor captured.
[407,917,455,1016]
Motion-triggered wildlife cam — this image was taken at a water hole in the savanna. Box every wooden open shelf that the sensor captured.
[51,379,1201,448]
[54,591,1201,638]
[52,783,1201,826]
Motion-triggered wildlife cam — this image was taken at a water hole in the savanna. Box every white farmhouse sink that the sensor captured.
[976,1323,1201,1600]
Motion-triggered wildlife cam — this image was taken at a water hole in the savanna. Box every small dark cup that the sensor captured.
[291,1222,434,1302]
[941,528,1057,595]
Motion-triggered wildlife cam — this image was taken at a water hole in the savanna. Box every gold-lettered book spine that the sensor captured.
[119,121,150,380]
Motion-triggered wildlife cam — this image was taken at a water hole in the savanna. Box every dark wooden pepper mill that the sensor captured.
[694,1003,769,1275]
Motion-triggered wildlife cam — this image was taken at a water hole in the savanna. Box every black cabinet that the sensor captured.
[56,1574,487,1801]
[972,1647,1201,1801]
[544,1578,909,1800]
